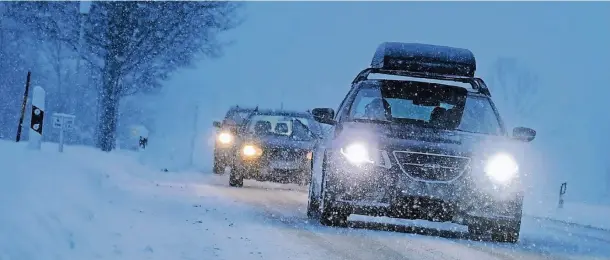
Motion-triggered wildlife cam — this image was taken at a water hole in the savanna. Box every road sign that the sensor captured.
[53,116,62,128]
[51,113,76,153]
[63,117,74,130]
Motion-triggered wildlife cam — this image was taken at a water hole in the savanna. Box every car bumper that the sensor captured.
[214,145,235,160]
[235,154,311,182]
[324,151,524,223]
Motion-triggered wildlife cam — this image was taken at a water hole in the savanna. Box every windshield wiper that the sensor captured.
[349,118,393,124]
[454,128,499,136]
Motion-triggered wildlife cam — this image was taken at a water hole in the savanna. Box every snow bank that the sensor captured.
[0,141,320,260]
[0,141,143,259]
[526,202,610,231]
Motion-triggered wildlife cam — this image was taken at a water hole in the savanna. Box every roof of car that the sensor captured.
[228,106,257,112]
[250,109,313,118]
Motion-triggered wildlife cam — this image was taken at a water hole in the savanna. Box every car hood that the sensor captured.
[335,122,525,159]
[242,134,316,151]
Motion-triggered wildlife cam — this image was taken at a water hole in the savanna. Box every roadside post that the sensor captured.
[27,86,46,150]
[558,182,567,209]
[52,113,76,153]
[16,71,32,142]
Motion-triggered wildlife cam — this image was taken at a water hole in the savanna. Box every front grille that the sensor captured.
[266,148,306,160]
[393,151,470,182]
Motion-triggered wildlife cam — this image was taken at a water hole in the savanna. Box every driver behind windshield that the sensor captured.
[248,115,316,141]
[364,97,392,121]
[291,118,314,141]
[349,80,502,133]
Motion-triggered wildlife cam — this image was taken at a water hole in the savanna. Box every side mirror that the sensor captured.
[213,121,221,128]
[512,127,536,142]
[312,108,335,125]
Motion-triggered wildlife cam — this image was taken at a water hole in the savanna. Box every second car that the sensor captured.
[228,109,322,187]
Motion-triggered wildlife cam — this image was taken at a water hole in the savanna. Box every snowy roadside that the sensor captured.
[0,141,327,260]
[524,202,610,231]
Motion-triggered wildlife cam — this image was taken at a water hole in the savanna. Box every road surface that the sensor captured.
[172,173,610,260]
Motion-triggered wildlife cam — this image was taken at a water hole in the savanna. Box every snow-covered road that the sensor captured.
[162,173,610,260]
[3,140,608,259]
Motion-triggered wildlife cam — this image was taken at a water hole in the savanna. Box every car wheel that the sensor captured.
[490,221,521,243]
[318,168,349,227]
[468,219,521,244]
[319,193,349,227]
[306,174,320,219]
[467,222,488,240]
[213,158,224,175]
[229,165,243,187]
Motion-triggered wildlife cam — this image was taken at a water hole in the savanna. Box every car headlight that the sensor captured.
[217,132,233,144]
[484,153,519,183]
[242,144,263,158]
[340,142,373,165]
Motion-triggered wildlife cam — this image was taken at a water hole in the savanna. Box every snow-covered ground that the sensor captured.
[526,202,610,231]
[1,140,609,260]
[0,141,328,260]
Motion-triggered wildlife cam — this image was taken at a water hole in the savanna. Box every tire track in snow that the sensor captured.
[197,175,607,260]
[200,176,507,260]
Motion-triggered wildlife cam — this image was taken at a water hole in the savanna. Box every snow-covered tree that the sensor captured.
[0,3,44,140]
[9,1,242,151]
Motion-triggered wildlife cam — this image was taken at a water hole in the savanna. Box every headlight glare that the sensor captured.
[341,142,373,165]
[217,132,233,144]
[484,153,519,183]
[242,144,262,158]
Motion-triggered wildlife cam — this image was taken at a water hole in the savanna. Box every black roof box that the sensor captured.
[370,42,477,77]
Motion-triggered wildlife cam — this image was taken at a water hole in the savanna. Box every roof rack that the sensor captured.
[356,42,491,96]
[351,67,491,96]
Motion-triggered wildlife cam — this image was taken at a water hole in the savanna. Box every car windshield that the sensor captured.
[225,110,252,125]
[349,81,504,135]
[245,114,317,141]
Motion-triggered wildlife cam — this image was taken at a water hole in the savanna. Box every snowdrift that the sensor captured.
[0,141,315,259]
[0,141,169,259]
[526,202,610,231]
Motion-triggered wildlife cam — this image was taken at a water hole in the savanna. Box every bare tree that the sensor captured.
[488,57,540,128]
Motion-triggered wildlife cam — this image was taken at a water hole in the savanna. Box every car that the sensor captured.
[228,109,323,187]
[212,105,257,174]
[306,42,537,243]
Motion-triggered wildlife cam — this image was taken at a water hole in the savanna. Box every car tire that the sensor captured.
[467,222,488,240]
[229,165,243,187]
[490,221,521,243]
[318,166,349,227]
[213,159,224,175]
[468,219,521,244]
[319,194,349,227]
[306,175,320,219]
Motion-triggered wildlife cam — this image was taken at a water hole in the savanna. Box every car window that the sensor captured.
[458,96,503,135]
[225,110,252,125]
[245,114,316,141]
[349,81,503,135]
